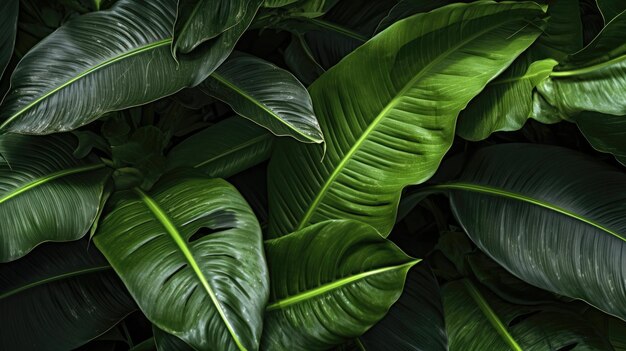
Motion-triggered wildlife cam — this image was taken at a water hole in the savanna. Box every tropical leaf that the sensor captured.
[173,0,248,55]
[166,116,273,178]
[153,327,194,351]
[537,10,626,118]
[0,133,110,262]
[94,171,268,351]
[596,0,626,23]
[0,240,136,351]
[267,2,546,237]
[284,34,326,85]
[0,0,18,80]
[358,264,448,351]
[443,280,613,350]
[264,0,299,7]
[570,111,626,166]
[434,143,626,321]
[375,0,463,33]
[200,53,323,143]
[262,220,418,350]
[0,0,260,134]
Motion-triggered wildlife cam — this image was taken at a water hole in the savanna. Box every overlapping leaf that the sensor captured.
[166,116,274,178]
[268,2,546,237]
[0,0,260,134]
[437,143,626,321]
[0,0,18,80]
[200,54,323,143]
[0,133,110,262]
[94,171,268,351]
[262,220,418,350]
[0,240,135,351]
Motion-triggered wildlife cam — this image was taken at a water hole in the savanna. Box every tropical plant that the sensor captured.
[1,0,626,350]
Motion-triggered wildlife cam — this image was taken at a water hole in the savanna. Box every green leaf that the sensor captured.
[166,116,274,178]
[262,220,418,350]
[443,280,613,351]
[358,264,448,351]
[0,0,260,134]
[435,143,626,321]
[264,0,299,8]
[0,0,18,80]
[537,10,626,118]
[0,133,110,262]
[267,2,546,237]
[570,111,626,166]
[94,171,268,351]
[284,34,326,85]
[596,0,626,23]
[457,58,559,141]
[0,240,136,351]
[153,327,194,351]
[200,53,323,143]
[173,0,248,55]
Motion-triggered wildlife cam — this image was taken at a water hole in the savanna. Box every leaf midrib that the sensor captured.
[0,38,172,130]
[462,280,522,351]
[134,188,248,351]
[0,265,111,300]
[296,16,532,230]
[433,182,625,242]
[209,71,321,142]
[265,260,418,311]
[0,163,105,204]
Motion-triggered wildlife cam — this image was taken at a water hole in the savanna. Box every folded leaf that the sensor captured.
[200,53,323,143]
[262,220,418,350]
[443,280,613,351]
[94,171,268,351]
[0,0,259,134]
[0,134,110,262]
[358,264,448,351]
[0,240,135,351]
[0,0,18,80]
[173,0,249,55]
[436,143,626,321]
[166,116,274,178]
[268,2,546,237]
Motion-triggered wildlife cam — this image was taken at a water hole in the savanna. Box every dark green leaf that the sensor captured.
[0,134,110,262]
[0,0,18,80]
[94,171,268,351]
[0,240,135,351]
[596,0,626,23]
[284,34,325,85]
[268,2,546,237]
[262,220,418,350]
[200,53,323,143]
[153,327,194,351]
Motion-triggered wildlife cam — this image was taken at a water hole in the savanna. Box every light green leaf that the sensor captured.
[0,134,110,262]
[200,53,323,143]
[0,0,18,80]
[267,1,546,237]
[444,280,613,351]
[262,220,418,350]
[435,143,626,321]
[358,264,448,351]
[94,171,268,351]
[166,116,274,178]
[0,0,259,134]
[0,240,136,351]
[537,10,626,118]
[172,0,249,55]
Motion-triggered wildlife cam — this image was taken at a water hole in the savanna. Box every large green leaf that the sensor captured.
[0,0,260,134]
[166,116,274,178]
[0,133,110,262]
[537,10,626,118]
[569,111,626,166]
[457,0,582,141]
[0,240,136,351]
[267,2,546,237]
[172,0,248,55]
[94,171,268,351]
[434,143,626,321]
[443,280,613,350]
[0,0,18,80]
[262,220,418,350]
[596,0,626,22]
[200,53,323,143]
[358,264,448,351]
